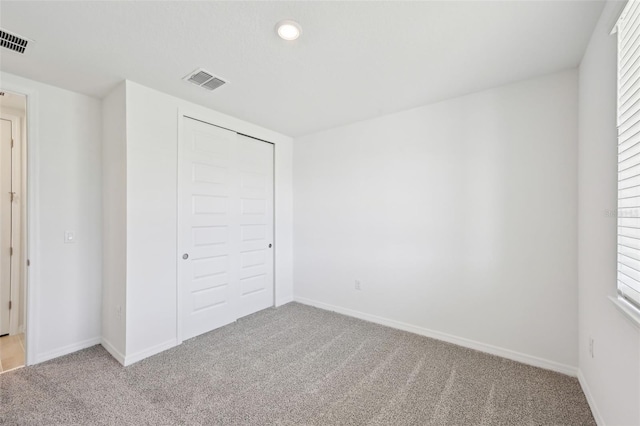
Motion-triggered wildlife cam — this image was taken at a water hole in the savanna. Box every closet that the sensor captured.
[101,82,289,366]
[178,117,274,340]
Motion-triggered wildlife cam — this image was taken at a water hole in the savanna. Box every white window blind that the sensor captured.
[617,0,640,309]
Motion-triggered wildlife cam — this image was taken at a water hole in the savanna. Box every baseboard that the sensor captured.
[34,336,102,364]
[294,296,578,377]
[578,369,604,426]
[101,338,126,366]
[123,339,177,367]
[275,295,294,307]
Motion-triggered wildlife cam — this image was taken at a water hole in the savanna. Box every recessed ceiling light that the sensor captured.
[276,20,302,41]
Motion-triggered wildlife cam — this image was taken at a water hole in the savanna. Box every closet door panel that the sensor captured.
[179,118,240,340]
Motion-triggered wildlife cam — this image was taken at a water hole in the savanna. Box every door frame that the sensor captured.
[0,83,39,366]
[175,110,276,345]
[0,112,24,336]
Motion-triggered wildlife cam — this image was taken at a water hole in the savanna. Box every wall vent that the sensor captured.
[0,29,30,54]
[183,68,227,92]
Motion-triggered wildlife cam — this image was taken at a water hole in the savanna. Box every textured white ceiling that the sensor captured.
[0,1,604,136]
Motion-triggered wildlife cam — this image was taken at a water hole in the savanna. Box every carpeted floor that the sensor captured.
[0,303,594,425]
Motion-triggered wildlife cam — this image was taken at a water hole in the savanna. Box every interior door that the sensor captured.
[237,134,274,318]
[0,119,12,336]
[179,117,274,341]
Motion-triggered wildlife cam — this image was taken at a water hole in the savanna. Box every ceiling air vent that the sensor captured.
[202,77,225,91]
[183,68,227,92]
[0,29,30,54]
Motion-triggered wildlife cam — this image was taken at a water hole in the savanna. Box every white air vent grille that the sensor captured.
[0,29,29,54]
[183,68,227,92]
[189,70,214,85]
[201,77,225,91]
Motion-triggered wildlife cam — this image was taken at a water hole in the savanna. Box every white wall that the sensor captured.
[0,72,102,364]
[101,82,127,361]
[119,81,293,363]
[578,2,640,425]
[294,69,579,373]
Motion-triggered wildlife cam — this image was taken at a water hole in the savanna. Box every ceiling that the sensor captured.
[0,1,604,137]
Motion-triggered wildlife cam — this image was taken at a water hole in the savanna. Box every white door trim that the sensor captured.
[175,109,277,345]
[0,83,39,366]
[176,111,183,345]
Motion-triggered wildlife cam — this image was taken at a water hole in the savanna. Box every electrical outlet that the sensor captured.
[589,337,594,358]
[355,280,361,290]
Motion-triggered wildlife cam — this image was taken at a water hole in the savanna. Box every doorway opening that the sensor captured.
[0,90,27,373]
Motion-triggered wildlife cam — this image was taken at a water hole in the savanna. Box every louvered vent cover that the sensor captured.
[0,29,30,54]
[201,77,225,91]
[189,70,213,85]
[183,68,227,92]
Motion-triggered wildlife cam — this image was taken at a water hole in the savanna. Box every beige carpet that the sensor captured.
[0,303,594,425]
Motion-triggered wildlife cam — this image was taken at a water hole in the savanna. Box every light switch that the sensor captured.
[64,231,76,244]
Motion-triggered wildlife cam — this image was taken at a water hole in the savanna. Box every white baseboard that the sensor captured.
[275,296,294,307]
[123,339,177,366]
[101,338,126,366]
[294,296,578,377]
[34,336,101,364]
[578,369,604,426]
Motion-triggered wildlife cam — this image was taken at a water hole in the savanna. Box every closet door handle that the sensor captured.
[268,244,272,248]
[182,253,189,260]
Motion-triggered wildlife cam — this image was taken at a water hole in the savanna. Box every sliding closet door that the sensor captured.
[179,118,239,340]
[237,134,274,318]
[179,117,274,341]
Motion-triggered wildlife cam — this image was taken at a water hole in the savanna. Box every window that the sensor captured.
[616,0,640,310]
